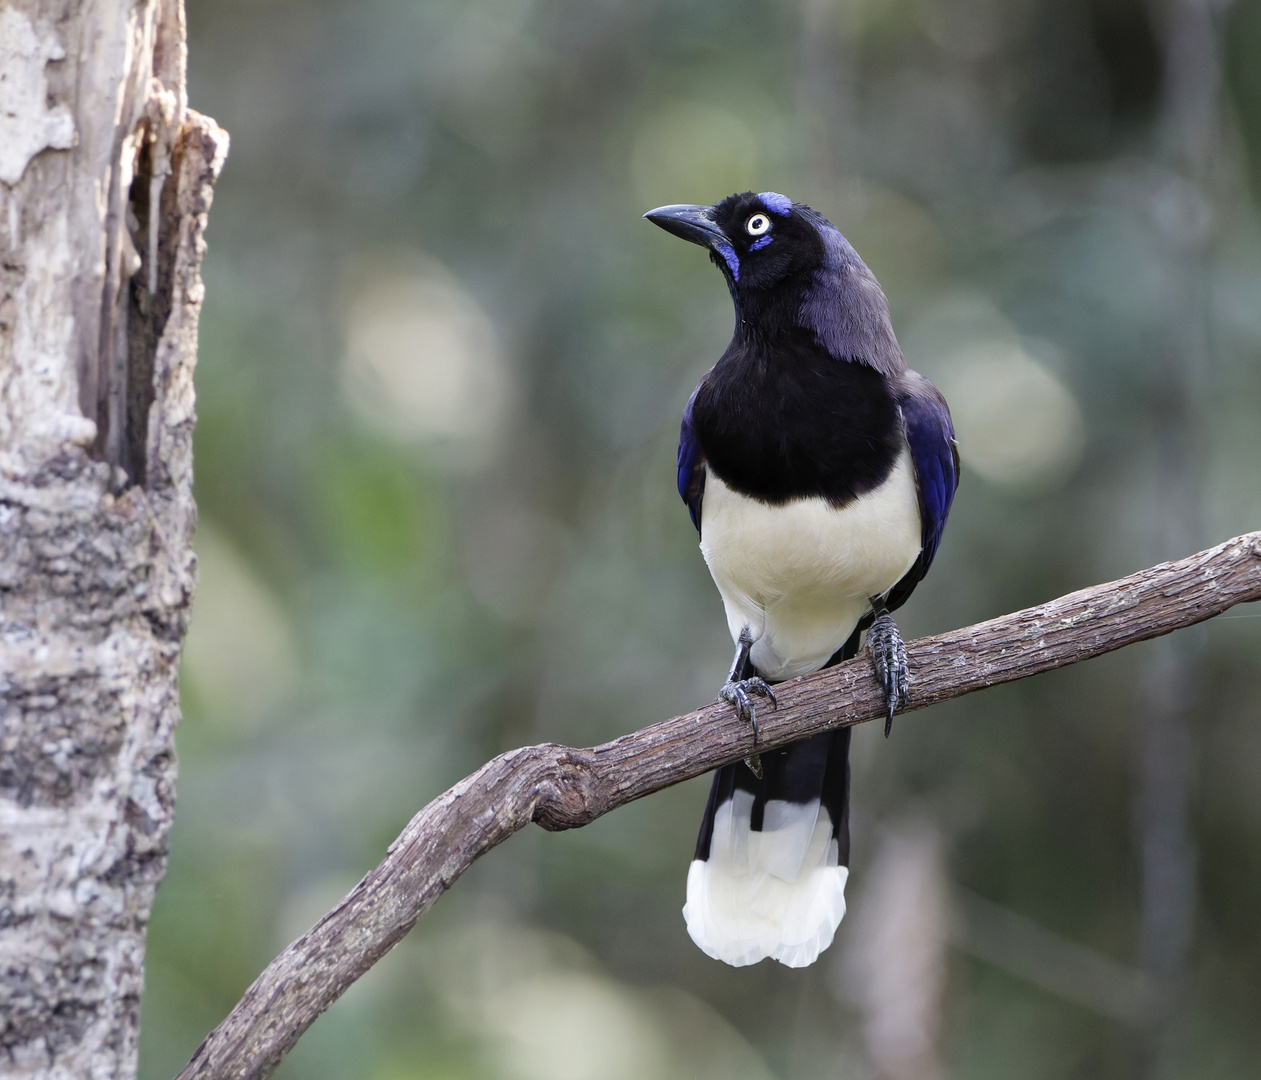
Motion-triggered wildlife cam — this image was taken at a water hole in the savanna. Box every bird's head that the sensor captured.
[643,191,819,295]
[644,191,904,374]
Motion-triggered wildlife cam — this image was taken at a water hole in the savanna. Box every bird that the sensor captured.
[644,192,959,968]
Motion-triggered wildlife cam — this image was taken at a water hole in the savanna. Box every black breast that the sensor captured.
[689,329,903,507]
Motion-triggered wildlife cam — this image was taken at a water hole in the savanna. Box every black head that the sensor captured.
[643,191,823,296]
[644,191,905,375]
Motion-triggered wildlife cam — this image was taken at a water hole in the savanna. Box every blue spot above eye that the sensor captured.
[750,235,773,250]
[758,192,793,216]
[715,242,740,280]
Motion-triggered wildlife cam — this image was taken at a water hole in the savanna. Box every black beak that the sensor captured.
[643,204,728,249]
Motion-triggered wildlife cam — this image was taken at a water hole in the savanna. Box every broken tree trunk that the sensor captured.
[0,2,225,1076]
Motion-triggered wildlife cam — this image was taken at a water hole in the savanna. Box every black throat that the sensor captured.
[689,325,903,507]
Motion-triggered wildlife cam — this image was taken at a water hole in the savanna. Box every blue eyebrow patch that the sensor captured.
[715,242,740,280]
[750,235,774,250]
[758,191,793,216]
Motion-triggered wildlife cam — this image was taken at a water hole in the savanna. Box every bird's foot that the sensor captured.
[867,614,909,737]
[718,677,777,746]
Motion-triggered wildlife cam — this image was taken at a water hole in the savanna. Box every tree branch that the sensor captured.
[176,531,1261,1080]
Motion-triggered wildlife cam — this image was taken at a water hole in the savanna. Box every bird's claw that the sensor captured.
[867,614,909,737]
[718,677,777,745]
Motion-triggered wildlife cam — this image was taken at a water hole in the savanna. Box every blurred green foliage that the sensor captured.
[142,0,1261,1077]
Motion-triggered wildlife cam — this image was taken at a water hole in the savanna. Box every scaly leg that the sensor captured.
[717,627,776,775]
[867,609,909,737]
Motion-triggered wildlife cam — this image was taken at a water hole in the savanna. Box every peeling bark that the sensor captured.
[0,2,225,1077]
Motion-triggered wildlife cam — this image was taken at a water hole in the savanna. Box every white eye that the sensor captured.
[745,213,771,236]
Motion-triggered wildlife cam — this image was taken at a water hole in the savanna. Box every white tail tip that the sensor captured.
[683,794,848,967]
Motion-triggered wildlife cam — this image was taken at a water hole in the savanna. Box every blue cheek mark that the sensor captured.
[758,191,793,216]
[715,242,740,281]
[750,235,773,251]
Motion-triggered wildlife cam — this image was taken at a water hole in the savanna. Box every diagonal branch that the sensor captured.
[175,531,1261,1080]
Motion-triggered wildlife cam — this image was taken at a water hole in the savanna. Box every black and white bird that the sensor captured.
[645,192,959,967]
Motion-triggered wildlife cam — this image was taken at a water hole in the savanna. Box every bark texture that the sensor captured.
[0,1,225,1076]
[178,531,1261,1080]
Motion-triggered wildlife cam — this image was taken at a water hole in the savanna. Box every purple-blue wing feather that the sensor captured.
[885,376,959,612]
[678,390,706,533]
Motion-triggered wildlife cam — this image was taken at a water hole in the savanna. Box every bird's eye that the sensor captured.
[745,213,771,236]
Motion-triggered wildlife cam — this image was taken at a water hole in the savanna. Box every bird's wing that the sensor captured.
[884,373,959,612]
[678,389,707,533]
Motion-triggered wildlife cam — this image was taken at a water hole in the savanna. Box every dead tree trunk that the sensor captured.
[0,2,224,1076]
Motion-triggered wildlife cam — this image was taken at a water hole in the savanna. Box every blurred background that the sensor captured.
[140,0,1261,1077]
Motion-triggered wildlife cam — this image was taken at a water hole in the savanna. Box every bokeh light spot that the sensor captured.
[182,526,298,729]
[631,102,759,207]
[341,253,513,467]
[939,340,1085,490]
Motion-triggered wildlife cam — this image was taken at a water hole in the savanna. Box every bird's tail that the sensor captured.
[684,630,859,968]
[684,727,851,967]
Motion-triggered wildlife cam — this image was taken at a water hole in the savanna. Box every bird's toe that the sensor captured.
[718,676,777,743]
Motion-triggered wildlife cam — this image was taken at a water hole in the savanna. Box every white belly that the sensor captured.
[699,448,922,680]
